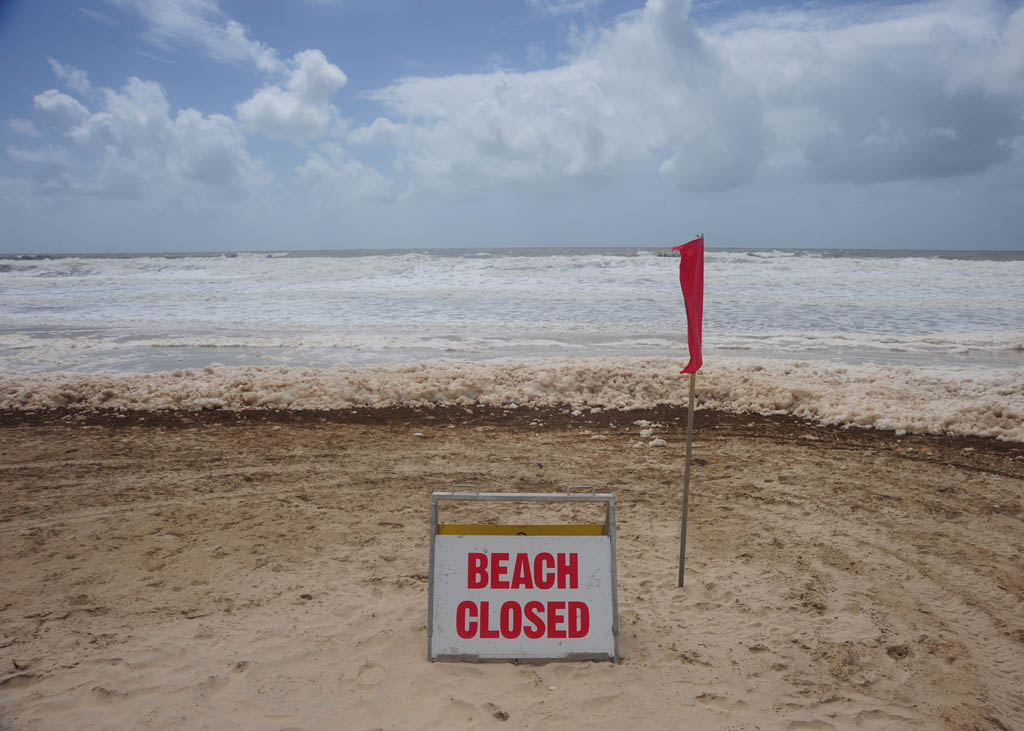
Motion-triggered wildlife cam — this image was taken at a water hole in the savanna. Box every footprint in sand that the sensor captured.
[194,673,230,704]
[356,661,385,686]
[695,692,748,711]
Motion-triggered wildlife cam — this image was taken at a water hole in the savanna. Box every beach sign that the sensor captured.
[428,487,619,662]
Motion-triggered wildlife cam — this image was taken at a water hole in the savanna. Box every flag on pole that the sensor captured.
[672,236,704,374]
[675,234,704,587]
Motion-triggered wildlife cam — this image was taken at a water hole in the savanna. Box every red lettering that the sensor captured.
[460,552,589,644]
[458,600,589,642]
[478,601,499,638]
[510,553,533,589]
[568,601,590,638]
[491,552,510,589]
[500,601,522,638]
[548,601,567,639]
[470,552,578,590]
[456,600,477,639]
[523,600,545,639]
[557,553,578,589]
[467,553,488,589]
[534,553,555,589]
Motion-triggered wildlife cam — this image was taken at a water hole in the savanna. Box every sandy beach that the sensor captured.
[1,405,1022,730]
[4,0,1024,727]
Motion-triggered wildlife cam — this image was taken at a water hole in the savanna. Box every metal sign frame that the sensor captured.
[428,485,619,663]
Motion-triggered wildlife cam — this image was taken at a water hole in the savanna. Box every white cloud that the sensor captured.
[116,0,282,71]
[297,143,392,202]
[7,144,73,167]
[33,90,91,133]
[237,50,348,140]
[708,0,1024,183]
[48,59,93,96]
[9,118,42,138]
[78,7,121,26]
[351,0,1024,195]
[956,3,1024,96]
[171,109,267,186]
[527,0,603,16]
[31,77,269,197]
[354,0,764,194]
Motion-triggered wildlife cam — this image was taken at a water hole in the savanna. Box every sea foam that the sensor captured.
[3,356,1021,442]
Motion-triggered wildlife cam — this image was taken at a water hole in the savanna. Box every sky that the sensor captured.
[1,0,1022,253]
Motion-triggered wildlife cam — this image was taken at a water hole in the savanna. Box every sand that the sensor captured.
[1,406,1022,730]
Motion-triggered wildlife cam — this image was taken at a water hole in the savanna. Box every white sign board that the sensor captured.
[430,534,616,660]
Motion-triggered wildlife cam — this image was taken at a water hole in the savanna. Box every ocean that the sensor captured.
[1,247,1021,374]
[1,247,1022,439]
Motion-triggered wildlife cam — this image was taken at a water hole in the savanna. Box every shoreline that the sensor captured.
[3,356,1022,443]
[2,402,1022,454]
[5,400,1024,470]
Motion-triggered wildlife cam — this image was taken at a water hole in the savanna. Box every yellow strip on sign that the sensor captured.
[438,524,605,536]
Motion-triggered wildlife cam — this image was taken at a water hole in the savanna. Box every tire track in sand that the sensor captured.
[0,485,332,536]
[850,532,1024,729]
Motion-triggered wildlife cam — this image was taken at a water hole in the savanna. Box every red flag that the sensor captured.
[672,236,704,374]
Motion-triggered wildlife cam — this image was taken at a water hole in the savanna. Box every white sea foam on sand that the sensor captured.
[3,356,1021,441]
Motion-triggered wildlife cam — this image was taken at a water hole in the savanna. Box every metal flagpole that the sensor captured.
[678,371,696,587]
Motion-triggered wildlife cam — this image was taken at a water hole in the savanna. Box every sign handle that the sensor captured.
[678,372,696,587]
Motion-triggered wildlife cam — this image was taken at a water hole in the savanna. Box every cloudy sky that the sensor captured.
[1,0,1022,253]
